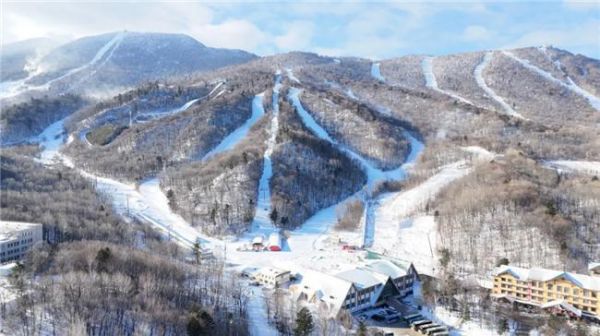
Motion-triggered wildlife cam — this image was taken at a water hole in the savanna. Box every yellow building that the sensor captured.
[492,265,600,320]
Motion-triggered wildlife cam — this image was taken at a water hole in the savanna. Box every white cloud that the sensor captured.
[505,19,600,56]
[274,21,314,51]
[191,19,269,51]
[462,25,492,41]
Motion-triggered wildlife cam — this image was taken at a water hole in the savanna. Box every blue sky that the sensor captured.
[2,1,599,59]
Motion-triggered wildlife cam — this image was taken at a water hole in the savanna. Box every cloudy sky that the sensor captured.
[2,0,599,59]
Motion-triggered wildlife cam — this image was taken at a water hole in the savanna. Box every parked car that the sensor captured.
[410,320,432,330]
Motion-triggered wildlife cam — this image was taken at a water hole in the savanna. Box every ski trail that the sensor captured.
[250,73,282,234]
[372,161,471,275]
[3,32,127,97]
[73,33,127,87]
[474,52,524,119]
[371,62,385,82]
[503,51,600,111]
[288,87,422,190]
[35,119,218,250]
[288,88,425,248]
[202,93,266,161]
[422,56,474,105]
[44,32,127,89]
[286,68,300,83]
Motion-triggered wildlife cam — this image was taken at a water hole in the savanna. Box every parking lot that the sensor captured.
[354,297,450,336]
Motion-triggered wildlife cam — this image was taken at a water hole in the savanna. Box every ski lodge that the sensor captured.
[491,265,600,320]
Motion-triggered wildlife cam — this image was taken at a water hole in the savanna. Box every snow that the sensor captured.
[286,68,301,83]
[202,93,266,161]
[461,146,498,161]
[372,161,471,276]
[35,118,67,164]
[422,56,474,105]
[544,160,600,176]
[288,87,423,190]
[1,32,126,97]
[503,51,600,111]
[371,63,385,82]
[249,74,282,235]
[247,287,278,336]
[34,120,217,250]
[474,52,525,119]
[41,32,126,92]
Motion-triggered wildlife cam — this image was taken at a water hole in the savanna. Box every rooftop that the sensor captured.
[0,221,42,241]
[494,265,600,291]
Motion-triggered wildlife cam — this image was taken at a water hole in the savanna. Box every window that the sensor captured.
[573,289,579,296]
[564,287,569,294]
[557,286,562,292]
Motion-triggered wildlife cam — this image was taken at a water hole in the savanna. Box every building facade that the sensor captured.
[492,265,600,319]
[253,267,291,288]
[0,221,43,263]
[290,259,418,318]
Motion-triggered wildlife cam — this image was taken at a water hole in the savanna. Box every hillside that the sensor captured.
[1,35,599,335]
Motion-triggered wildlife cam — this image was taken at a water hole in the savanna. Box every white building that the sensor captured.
[289,260,418,318]
[253,267,291,288]
[0,221,43,263]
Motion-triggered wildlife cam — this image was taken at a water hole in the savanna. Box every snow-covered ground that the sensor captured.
[202,93,266,161]
[474,52,524,119]
[247,286,278,336]
[461,146,498,161]
[502,51,600,111]
[412,282,500,336]
[371,63,385,82]
[422,56,473,105]
[35,118,68,164]
[3,32,126,98]
[372,161,471,276]
[544,160,600,176]
[248,74,281,236]
[288,87,423,190]
[286,68,300,83]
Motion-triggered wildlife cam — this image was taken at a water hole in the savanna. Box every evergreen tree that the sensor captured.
[294,307,314,336]
[357,321,367,336]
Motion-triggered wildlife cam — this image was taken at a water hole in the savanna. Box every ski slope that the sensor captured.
[35,118,68,164]
[250,73,282,234]
[1,32,126,98]
[474,52,524,119]
[286,68,300,83]
[372,161,471,276]
[422,56,474,105]
[35,120,217,250]
[371,62,385,82]
[202,93,266,161]
[503,51,600,111]
[288,87,423,189]
[44,32,127,89]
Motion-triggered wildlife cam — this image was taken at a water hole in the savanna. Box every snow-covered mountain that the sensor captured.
[0,31,256,100]
[2,37,599,303]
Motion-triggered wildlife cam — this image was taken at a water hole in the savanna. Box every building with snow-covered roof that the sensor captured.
[253,267,290,288]
[492,265,600,319]
[289,268,356,318]
[0,221,43,263]
[361,259,418,296]
[289,260,419,318]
